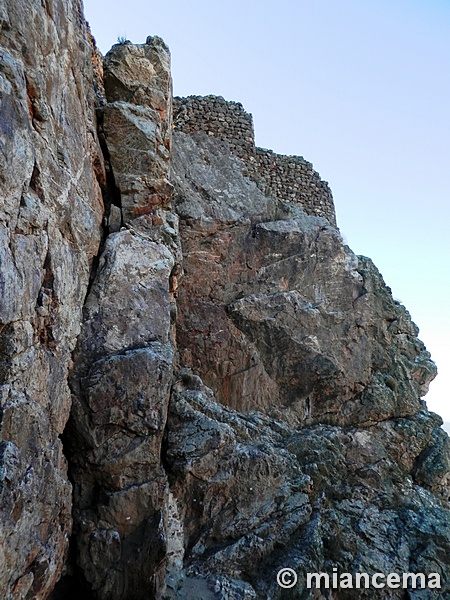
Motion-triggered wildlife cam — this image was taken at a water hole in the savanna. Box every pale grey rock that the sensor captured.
[67,220,177,599]
[108,204,122,232]
[172,132,436,428]
[171,131,277,224]
[104,37,171,115]
[0,48,33,225]
[0,0,104,597]
[74,226,175,360]
[102,39,172,223]
[65,40,179,599]
[163,376,450,599]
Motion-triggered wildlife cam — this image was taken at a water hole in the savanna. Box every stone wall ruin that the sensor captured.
[173,94,336,226]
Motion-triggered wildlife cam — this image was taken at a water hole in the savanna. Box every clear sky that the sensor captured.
[83,0,450,422]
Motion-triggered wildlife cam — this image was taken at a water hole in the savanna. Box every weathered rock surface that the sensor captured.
[166,130,450,598]
[0,0,103,597]
[64,39,181,599]
[66,220,177,598]
[101,38,172,223]
[172,132,436,427]
[163,377,450,599]
[1,9,449,600]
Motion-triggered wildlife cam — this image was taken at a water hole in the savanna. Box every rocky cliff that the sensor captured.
[0,2,449,599]
[0,1,103,597]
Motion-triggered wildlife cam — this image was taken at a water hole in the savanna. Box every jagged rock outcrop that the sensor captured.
[0,1,103,597]
[172,132,435,427]
[64,37,181,599]
[101,38,172,223]
[166,130,450,598]
[164,378,450,599]
[1,4,450,599]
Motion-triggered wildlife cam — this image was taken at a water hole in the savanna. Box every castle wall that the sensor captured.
[173,95,336,226]
[255,148,336,225]
[173,95,255,159]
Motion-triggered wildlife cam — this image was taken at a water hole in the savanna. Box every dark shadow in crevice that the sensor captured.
[47,533,96,600]
[85,107,123,299]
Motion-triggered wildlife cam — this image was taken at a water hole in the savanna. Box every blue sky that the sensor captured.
[83,0,450,421]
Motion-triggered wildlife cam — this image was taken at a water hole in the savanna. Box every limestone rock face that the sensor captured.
[172,132,436,427]
[66,38,180,599]
[164,379,450,599]
[101,39,172,223]
[1,9,450,600]
[0,0,103,597]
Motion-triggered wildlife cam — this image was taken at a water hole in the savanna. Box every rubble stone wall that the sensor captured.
[173,95,336,225]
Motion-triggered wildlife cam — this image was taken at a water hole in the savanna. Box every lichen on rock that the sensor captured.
[0,0,103,597]
[0,4,449,599]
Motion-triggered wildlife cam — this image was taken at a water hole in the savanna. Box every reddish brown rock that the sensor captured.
[0,0,104,597]
[101,38,173,223]
[172,131,436,427]
[66,38,179,599]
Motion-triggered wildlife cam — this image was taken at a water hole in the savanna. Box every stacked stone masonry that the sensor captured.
[173,95,336,226]
[173,95,255,159]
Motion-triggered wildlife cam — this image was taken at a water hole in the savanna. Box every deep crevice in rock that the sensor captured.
[47,535,96,600]
[96,107,123,224]
[2,5,450,597]
[29,161,45,201]
[83,105,125,300]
